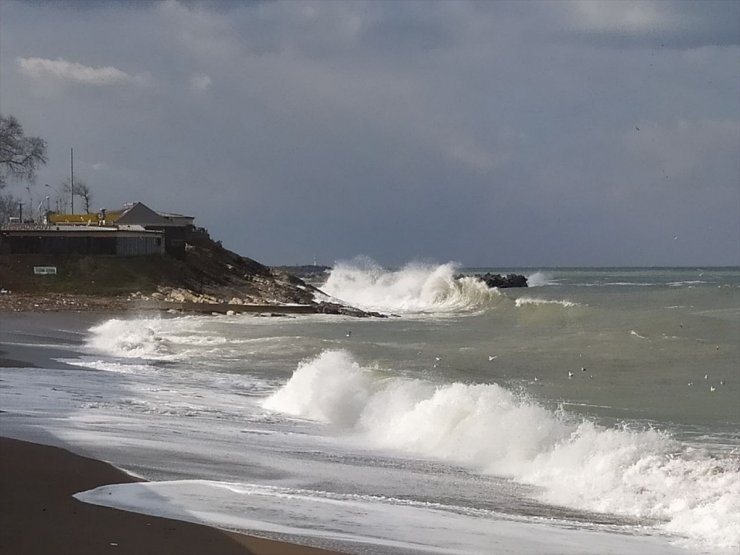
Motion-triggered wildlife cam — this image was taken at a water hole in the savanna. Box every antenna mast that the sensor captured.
[70,147,74,214]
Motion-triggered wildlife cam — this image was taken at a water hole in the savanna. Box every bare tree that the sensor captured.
[61,178,93,213]
[77,182,93,213]
[0,115,47,189]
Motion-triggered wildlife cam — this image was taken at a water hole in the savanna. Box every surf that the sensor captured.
[264,350,740,550]
[319,258,499,314]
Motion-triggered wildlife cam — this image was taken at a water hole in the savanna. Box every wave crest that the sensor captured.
[264,350,740,549]
[319,258,498,313]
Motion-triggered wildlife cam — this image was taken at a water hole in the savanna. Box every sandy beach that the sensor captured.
[0,437,344,555]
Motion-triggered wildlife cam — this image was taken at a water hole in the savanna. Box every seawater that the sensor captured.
[1,264,738,554]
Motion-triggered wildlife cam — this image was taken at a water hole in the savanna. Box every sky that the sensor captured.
[0,0,738,267]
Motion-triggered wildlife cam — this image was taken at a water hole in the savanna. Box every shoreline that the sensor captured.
[0,436,346,555]
[0,292,313,314]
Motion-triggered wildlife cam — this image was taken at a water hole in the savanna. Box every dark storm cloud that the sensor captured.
[1,0,738,266]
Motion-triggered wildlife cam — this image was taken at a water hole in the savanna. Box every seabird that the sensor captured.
[346,330,352,337]
[488,355,498,361]
[568,371,574,379]
[710,386,716,392]
[704,374,708,380]
[581,367,586,372]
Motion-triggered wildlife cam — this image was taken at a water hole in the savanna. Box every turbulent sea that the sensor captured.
[2,263,739,554]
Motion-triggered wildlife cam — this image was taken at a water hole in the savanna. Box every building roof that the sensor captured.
[114,202,194,227]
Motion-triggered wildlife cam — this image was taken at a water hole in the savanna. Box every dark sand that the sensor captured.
[0,437,345,555]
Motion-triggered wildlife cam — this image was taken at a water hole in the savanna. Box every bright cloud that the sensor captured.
[16,57,140,86]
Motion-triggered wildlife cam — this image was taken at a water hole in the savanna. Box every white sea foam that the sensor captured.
[86,317,255,360]
[514,297,579,308]
[75,480,687,555]
[61,358,157,375]
[668,281,707,287]
[264,350,740,549]
[319,258,498,313]
[88,318,177,359]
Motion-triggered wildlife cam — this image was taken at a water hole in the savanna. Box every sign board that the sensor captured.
[33,266,57,275]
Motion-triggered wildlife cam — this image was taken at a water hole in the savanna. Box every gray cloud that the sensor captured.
[560,0,740,48]
[1,0,737,266]
[16,56,150,87]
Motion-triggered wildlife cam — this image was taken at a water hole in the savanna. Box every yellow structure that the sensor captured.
[47,210,124,226]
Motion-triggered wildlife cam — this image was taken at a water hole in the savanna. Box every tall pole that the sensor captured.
[70,147,75,214]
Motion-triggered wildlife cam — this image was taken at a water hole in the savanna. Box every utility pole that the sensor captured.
[70,147,75,215]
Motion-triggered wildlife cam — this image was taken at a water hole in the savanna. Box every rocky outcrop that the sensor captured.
[468,273,528,288]
[271,265,331,284]
[315,301,387,318]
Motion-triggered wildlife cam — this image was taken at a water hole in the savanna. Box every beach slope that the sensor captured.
[0,437,343,555]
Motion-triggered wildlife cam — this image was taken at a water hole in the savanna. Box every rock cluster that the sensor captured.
[471,273,528,288]
[315,301,386,318]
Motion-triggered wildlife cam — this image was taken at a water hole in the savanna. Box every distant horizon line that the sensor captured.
[268,263,740,270]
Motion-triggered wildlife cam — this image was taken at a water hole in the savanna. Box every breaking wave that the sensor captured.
[319,258,498,314]
[264,350,740,549]
[87,317,251,360]
[88,318,177,359]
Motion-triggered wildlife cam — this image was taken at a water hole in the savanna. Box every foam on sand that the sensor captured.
[76,479,688,555]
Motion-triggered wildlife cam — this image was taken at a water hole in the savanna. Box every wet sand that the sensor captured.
[0,437,345,555]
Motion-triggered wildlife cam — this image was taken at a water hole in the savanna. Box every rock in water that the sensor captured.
[471,273,528,288]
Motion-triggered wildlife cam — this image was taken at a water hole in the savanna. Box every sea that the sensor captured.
[1,262,738,554]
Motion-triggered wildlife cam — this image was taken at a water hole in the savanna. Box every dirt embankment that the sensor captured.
[0,237,318,306]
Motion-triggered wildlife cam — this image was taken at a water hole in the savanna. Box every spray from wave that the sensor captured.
[264,350,740,549]
[526,271,556,287]
[319,258,498,314]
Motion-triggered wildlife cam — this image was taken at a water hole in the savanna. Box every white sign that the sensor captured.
[33,266,57,275]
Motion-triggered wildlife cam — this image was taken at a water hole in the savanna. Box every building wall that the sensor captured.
[115,235,164,256]
[0,231,164,256]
